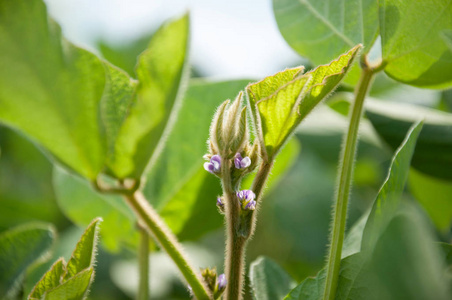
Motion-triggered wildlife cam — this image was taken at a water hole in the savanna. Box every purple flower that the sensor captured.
[237,190,256,211]
[217,274,227,291]
[236,190,256,202]
[204,155,221,174]
[217,197,224,207]
[244,200,256,210]
[234,153,251,169]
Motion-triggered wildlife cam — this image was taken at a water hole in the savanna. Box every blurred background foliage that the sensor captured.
[1,0,452,299]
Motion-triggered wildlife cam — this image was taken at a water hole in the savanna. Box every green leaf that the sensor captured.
[249,256,296,300]
[438,242,452,266]
[0,223,55,298]
[365,207,451,300]
[143,79,250,240]
[284,268,326,300]
[361,121,423,250]
[53,166,138,252]
[286,207,452,300]
[442,29,452,52]
[273,0,378,66]
[285,123,450,300]
[409,169,452,232]
[246,45,360,159]
[341,211,369,259]
[64,218,101,279]
[366,99,452,181]
[101,63,137,171]
[0,126,62,230]
[0,0,107,179]
[29,258,66,300]
[379,0,452,88]
[107,14,190,178]
[43,267,93,300]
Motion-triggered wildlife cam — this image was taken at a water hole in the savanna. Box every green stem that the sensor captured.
[124,191,212,300]
[138,225,150,300]
[322,61,377,300]
[222,159,274,300]
[222,159,244,300]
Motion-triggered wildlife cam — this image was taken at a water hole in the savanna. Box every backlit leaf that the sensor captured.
[247,45,360,159]
[64,218,101,279]
[0,0,107,179]
[107,14,190,178]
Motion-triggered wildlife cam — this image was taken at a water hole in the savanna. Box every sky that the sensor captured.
[44,0,302,79]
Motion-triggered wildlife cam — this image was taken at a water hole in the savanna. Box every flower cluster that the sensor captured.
[204,152,252,174]
[237,189,256,211]
[199,267,227,298]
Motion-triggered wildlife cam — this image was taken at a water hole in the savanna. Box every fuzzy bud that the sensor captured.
[207,92,249,159]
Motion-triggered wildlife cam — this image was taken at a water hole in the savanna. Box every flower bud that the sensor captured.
[207,92,249,159]
[216,196,225,213]
[217,274,227,292]
[209,100,229,154]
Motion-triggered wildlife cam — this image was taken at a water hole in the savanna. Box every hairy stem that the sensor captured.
[138,225,150,300]
[322,59,379,300]
[222,159,274,300]
[124,191,212,300]
[222,159,244,300]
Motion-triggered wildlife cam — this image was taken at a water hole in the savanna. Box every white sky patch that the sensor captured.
[44,0,302,78]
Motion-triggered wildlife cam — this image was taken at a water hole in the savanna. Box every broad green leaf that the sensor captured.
[108,14,190,178]
[409,169,452,232]
[43,267,93,300]
[29,258,66,300]
[0,223,55,298]
[53,166,139,252]
[366,99,452,180]
[246,45,360,159]
[250,256,296,300]
[0,0,107,179]
[361,121,423,250]
[379,0,452,88]
[143,79,250,240]
[365,208,451,300]
[64,218,101,279]
[273,0,378,67]
[101,63,137,170]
